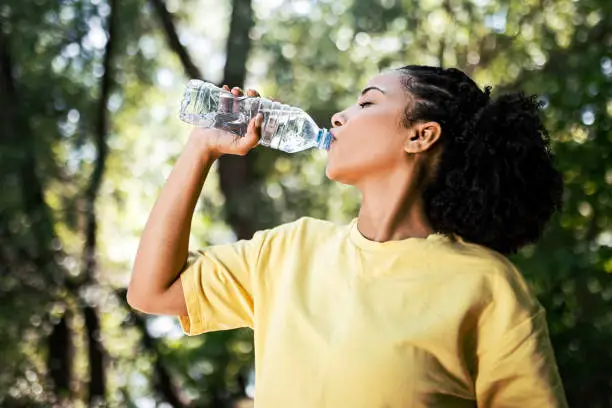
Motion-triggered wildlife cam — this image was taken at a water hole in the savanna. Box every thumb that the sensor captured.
[242,113,263,150]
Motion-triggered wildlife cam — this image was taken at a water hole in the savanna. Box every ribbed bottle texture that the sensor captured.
[179,80,331,153]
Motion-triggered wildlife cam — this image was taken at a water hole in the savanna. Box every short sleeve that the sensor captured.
[179,229,269,335]
[475,263,568,407]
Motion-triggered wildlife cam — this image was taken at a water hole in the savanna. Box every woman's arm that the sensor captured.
[475,264,568,407]
[127,86,263,316]
[126,134,219,316]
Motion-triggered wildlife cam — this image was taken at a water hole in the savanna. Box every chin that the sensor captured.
[325,162,357,186]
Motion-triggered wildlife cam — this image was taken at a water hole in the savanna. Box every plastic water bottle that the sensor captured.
[179,80,332,153]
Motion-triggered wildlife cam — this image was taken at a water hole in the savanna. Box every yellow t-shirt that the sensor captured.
[179,217,567,408]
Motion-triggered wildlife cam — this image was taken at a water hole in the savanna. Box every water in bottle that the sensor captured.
[179,80,332,153]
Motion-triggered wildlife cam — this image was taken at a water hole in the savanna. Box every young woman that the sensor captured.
[127,66,568,407]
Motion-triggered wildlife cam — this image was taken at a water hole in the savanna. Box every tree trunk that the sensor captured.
[116,289,189,407]
[83,306,106,403]
[218,0,258,241]
[46,314,73,396]
[0,11,56,270]
[0,17,71,396]
[76,0,119,400]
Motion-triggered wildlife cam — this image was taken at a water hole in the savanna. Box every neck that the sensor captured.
[356,165,434,243]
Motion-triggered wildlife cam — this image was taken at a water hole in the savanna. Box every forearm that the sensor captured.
[127,135,219,313]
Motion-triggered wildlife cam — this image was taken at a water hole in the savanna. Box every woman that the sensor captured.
[127,66,568,407]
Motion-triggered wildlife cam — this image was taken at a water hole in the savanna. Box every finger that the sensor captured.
[246,114,263,145]
[231,87,244,115]
[232,88,245,114]
[255,114,263,140]
[247,114,261,133]
[220,93,231,112]
[246,89,261,118]
[246,116,255,136]
[240,118,256,151]
[220,85,232,112]
[225,87,241,114]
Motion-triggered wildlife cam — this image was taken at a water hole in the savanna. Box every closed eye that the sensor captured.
[359,102,373,108]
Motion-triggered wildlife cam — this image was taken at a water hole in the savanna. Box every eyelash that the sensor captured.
[359,102,373,108]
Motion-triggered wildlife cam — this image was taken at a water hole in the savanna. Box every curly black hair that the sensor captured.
[396,65,564,255]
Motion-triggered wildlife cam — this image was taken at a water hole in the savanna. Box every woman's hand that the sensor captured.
[189,85,263,158]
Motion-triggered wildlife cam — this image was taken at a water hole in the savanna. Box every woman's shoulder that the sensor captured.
[442,237,541,312]
[264,216,345,240]
[444,235,520,273]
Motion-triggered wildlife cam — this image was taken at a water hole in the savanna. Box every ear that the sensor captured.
[404,121,442,154]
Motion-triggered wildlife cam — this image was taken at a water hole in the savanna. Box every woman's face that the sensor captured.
[326,71,413,186]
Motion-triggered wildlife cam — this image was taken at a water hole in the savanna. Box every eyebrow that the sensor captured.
[360,86,386,96]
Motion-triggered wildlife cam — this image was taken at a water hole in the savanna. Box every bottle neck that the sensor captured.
[316,128,332,151]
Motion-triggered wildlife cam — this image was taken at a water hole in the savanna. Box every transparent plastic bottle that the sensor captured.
[179,80,332,153]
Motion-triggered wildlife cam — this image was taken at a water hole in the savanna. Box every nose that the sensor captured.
[331,111,345,128]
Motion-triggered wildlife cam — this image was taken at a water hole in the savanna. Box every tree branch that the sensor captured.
[80,0,120,401]
[149,0,203,79]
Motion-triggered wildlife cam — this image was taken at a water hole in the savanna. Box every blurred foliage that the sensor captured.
[0,0,611,406]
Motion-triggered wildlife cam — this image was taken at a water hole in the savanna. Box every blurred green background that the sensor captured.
[0,0,611,406]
